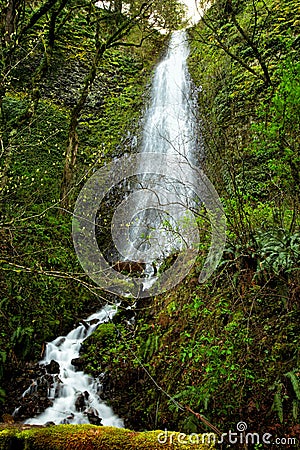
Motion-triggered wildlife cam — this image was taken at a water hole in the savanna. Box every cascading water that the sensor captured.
[22,305,123,426]
[20,29,197,425]
[121,29,198,270]
[142,30,196,160]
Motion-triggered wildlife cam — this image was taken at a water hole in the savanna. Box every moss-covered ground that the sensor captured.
[0,425,216,449]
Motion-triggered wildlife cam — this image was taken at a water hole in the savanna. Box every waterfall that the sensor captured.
[21,29,197,425]
[120,29,198,270]
[23,305,123,426]
[142,30,196,160]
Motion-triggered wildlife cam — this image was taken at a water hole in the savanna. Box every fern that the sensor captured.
[255,229,300,275]
[0,351,6,378]
[0,351,6,363]
[272,392,284,423]
[0,388,5,403]
[292,399,299,421]
[203,393,211,411]
[142,334,159,360]
[171,387,210,412]
[285,370,300,400]
[11,326,34,358]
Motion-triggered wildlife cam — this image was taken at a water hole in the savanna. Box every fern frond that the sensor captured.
[292,399,299,420]
[272,392,283,423]
[285,371,300,400]
[0,388,5,403]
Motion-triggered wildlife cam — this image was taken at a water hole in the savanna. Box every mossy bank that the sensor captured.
[0,425,216,450]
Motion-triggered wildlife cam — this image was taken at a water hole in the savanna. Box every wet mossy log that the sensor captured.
[0,425,217,449]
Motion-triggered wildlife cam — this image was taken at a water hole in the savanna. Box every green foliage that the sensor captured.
[255,229,300,275]
[0,0,164,405]
[269,372,300,424]
[81,319,136,375]
[0,0,299,443]
[272,391,284,424]
[141,334,160,360]
[87,323,116,348]
[11,326,34,358]
[0,352,5,403]
[285,370,300,401]
[285,370,300,421]
[250,60,300,212]
[0,352,6,379]
[77,0,300,437]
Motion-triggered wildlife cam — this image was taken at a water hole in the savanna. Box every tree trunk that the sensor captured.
[59,43,105,211]
[60,116,79,211]
[4,0,20,43]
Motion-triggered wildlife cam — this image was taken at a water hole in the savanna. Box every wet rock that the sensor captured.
[2,414,14,424]
[14,392,53,421]
[112,309,135,325]
[99,372,111,399]
[84,407,103,426]
[75,318,98,329]
[80,320,89,329]
[60,418,70,424]
[44,421,55,427]
[52,337,65,347]
[10,367,56,422]
[86,319,99,326]
[75,393,85,412]
[112,260,146,275]
[71,357,85,368]
[45,360,59,374]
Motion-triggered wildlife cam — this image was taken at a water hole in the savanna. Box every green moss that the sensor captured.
[0,429,17,450]
[86,323,117,348]
[0,425,216,449]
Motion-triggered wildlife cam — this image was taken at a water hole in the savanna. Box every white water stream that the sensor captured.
[24,305,123,426]
[142,30,196,159]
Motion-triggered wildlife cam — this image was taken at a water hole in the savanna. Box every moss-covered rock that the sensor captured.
[0,425,217,449]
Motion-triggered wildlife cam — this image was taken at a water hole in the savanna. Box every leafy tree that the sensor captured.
[60,0,184,209]
[0,0,183,208]
[197,0,272,86]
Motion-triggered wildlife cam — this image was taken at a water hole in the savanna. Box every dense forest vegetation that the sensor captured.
[0,0,299,448]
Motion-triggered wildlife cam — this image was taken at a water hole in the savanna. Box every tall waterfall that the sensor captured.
[122,29,198,267]
[142,30,196,160]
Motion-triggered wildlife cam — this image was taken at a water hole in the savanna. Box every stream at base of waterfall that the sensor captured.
[20,305,123,427]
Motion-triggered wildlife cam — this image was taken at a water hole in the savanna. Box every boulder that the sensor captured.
[71,357,85,368]
[45,360,59,374]
[75,393,86,412]
[84,407,102,426]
